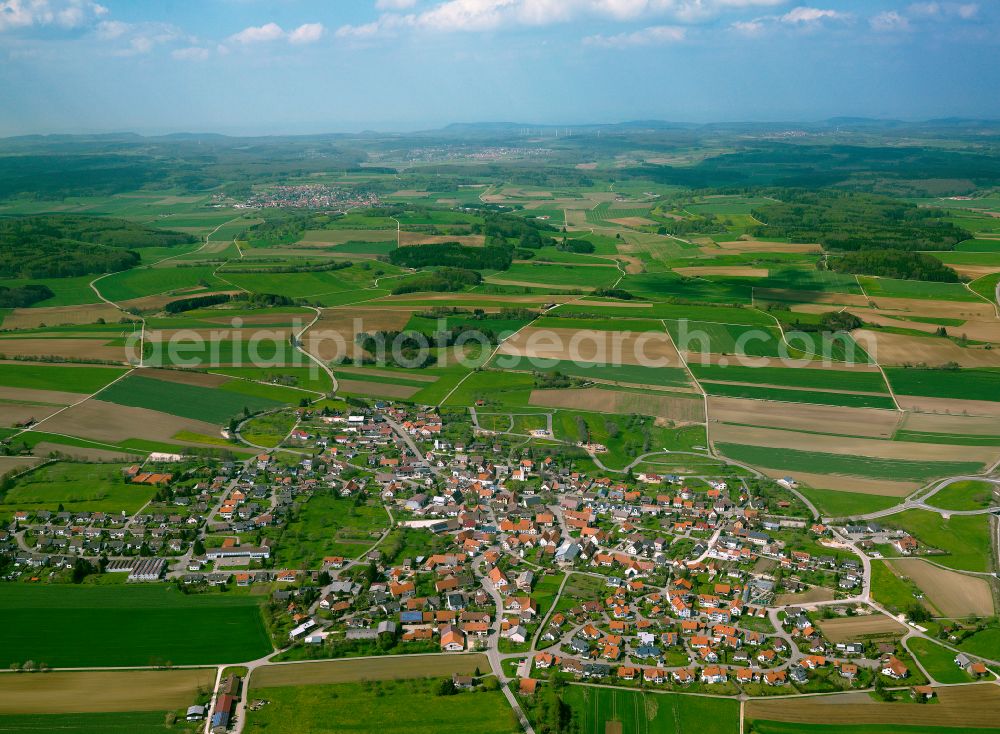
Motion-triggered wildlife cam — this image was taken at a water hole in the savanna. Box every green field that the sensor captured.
[0,462,155,517]
[883,510,992,572]
[491,262,620,288]
[245,679,517,734]
[97,265,226,302]
[926,480,997,511]
[690,364,889,393]
[858,276,979,302]
[0,712,174,733]
[98,374,287,423]
[885,368,1000,401]
[0,275,101,308]
[560,684,740,734]
[907,638,973,684]
[0,585,271,667]
[715,443,983,482]
[0,364,128,394]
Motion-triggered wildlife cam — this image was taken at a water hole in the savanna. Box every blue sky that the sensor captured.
[0,0,997,135]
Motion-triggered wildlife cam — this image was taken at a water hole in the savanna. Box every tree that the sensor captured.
[436,677,457,696]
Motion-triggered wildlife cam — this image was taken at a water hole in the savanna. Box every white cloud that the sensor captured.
[227,21,325,47]
[172,45,210,61]
[230,21,286,43]
[376,0,418,8]
[338,0,791,38]
[779,6,844,25]
[729,4,848,34]
[870,10,910,31]
[584,24,685,47]
[0,0,106,32]
[288,22,324,44]
[871,2,979,32]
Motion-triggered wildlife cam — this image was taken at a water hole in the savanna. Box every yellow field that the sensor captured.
[816,614,907,642]
[887,558,995,618]
[250,654,491,690]
[747,684,1000,728]
[0,669,216,714]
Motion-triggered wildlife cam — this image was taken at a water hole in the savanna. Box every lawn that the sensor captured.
[0,585,271,668]
[884,368,1000,401]
[926,480,997,511]
[884,510,992,572]
[98,373,287,423]
[240,410,297,448]
[796,487,902,518]
[0,364,128,394]
[269,492,389,568]
[957,627,1000,658]
[0,712,174,733]
[0,462,155,517]
[245,679,518,734]
[907,638,972,684]
[560,684,740,734]
[714,444,983,483]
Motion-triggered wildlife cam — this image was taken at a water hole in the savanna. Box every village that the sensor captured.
[6,395,992,734]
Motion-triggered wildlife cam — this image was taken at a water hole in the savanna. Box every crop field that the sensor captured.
[493,355,694,389]
[700,381,897,409]
[884,368,1000,401]
[0,461,155,517]
[714,443,985,482]
[0,585,271,668]
[245,679,516,734]
[0,668,216,715]
[690,363,889,392]
[750,722,1000,734]
[250,654,490,688]
[885,558,994,617]
[97,373,287,423]
[0,364,127,394]
[488,262,620,289]
[815,614,906,642]
[561,685,740,734]
[746,684,1000,729]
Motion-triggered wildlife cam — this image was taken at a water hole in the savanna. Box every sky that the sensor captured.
[0,0,997,136]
